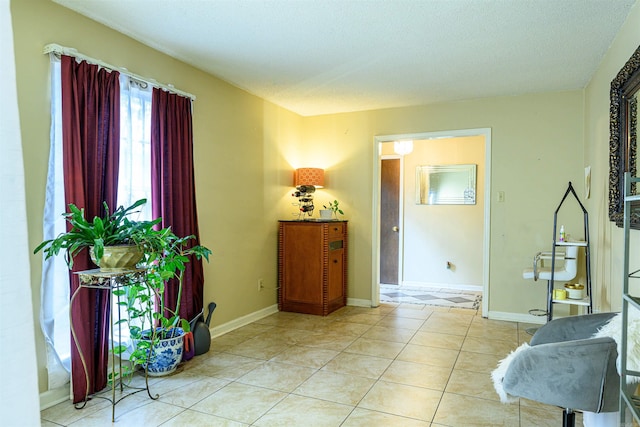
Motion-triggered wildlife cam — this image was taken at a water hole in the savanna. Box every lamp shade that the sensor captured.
[293,168,324,188]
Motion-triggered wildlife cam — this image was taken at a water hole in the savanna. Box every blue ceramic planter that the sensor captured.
[143,328,184,376]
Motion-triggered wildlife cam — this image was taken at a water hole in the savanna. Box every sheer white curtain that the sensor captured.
[39,61,154,390]
[40,55,71,390]
[113,75,153,349]
[117,75,152,219]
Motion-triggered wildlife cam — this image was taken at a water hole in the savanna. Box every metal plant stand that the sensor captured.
[71,268,157,422]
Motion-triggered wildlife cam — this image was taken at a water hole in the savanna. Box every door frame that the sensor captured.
[380,154,405,285]
[371,128,492,316]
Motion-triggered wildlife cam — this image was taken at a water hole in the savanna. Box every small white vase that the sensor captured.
[319,210,333,220]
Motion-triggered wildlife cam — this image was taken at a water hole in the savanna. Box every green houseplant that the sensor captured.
[34,198,161,270]
[34,199,211,376]
[120,229,211,375]
[323,200,344,219]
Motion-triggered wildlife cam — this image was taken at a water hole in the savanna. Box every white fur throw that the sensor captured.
[491,342,530,403]
[492,311,640,404]
[592,310,640,383]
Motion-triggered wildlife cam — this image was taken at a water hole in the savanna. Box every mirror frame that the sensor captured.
[609,45,640,229]
[415,164,477,205]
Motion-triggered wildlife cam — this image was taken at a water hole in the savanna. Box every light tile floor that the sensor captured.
[41,303,580,426]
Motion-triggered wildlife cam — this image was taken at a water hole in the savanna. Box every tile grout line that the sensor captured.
[44,303,548,426]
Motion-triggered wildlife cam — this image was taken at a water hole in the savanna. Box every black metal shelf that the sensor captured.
[547,182,592,322]
[620,173,640,425]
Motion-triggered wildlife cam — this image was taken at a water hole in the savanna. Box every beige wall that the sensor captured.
[400,136,485,287]
[302,91,585,319]
[584,2,640,312]
[11,0,639,400]
[12,0,302,394]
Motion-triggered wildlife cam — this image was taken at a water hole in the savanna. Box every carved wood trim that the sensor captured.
[609,45,640,229]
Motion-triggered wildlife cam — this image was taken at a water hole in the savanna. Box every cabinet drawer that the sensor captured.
[329,240,343,251]
[327,222,345,237]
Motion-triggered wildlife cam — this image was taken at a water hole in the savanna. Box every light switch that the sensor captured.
[497,191,505,202]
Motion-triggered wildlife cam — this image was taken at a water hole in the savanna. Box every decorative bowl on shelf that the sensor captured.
[564,283,585,299]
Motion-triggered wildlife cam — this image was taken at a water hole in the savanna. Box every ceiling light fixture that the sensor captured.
[393,140,414,155]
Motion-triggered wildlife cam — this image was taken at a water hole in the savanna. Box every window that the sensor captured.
[40,57,153,388]
[117,76,152,218]
[113,75,153,348]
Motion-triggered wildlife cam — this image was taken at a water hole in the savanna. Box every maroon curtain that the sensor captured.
[61,55,120,403]
[150,88,204,323]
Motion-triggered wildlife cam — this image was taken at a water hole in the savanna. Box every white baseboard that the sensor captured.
[40,384,70,410]
[487,310,546,324]
[209,304,279,338]
[347,298,372,308]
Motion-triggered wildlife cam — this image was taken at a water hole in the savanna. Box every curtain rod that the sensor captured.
[43,43,196,101]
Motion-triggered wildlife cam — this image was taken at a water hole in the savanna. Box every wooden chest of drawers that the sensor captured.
[278,220,348,315]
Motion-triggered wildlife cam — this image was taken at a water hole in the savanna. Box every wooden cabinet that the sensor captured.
[278,220,347,316]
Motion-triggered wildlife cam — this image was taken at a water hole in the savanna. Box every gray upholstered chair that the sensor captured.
[501,313,620,427]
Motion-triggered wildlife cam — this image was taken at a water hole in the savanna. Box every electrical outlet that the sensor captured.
[258,278,264,291]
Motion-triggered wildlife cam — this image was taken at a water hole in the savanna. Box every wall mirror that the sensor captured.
[609,45,640,229]
[416,164,476,205]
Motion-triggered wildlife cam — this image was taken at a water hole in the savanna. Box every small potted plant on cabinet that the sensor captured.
[322,200,344,220]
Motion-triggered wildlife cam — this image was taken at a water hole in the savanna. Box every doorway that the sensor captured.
[372,129,491,315]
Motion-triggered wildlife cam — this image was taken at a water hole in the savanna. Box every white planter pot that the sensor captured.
[319,210,333,220]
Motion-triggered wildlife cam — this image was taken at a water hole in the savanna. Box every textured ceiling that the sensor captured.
[53,0,637,116]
